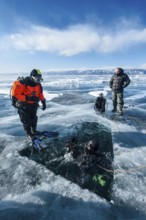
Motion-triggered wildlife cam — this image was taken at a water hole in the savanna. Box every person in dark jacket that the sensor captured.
[11,69,46,139]
[94,93,106,113]
[109,67,130,115]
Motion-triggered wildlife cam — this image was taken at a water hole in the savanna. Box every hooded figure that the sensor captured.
[94,93,106,113]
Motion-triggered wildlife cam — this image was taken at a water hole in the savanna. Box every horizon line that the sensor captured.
[1,66,146,74]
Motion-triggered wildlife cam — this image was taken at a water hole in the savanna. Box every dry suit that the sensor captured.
[11,76,46,136]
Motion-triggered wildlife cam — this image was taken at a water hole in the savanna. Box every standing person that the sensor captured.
[94,93,106,113]
[11,69,46,139]
[109,67,130,115]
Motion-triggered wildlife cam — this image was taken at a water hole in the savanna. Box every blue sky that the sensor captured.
[0,0,146,73]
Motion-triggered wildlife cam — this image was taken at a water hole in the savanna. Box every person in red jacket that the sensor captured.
[11,69,46,139]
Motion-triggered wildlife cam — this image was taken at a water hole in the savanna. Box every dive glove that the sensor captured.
[41,99,46,110]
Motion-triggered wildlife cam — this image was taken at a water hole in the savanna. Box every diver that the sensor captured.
[11,69,46,139]
[83,139,113,201]
[65,138,113,201]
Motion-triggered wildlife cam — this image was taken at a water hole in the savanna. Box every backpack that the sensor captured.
[10,77,25,108]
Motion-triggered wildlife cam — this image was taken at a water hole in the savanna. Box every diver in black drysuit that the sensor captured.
[65,138,113,201]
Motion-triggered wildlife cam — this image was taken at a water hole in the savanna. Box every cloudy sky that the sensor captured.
[0,0,146,73]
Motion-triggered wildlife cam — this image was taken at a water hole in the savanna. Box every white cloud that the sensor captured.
[7,24,100,56]
[99,28,146,52]
[1,23,146,56]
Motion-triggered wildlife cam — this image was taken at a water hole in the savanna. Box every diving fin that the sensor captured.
[32,138,47,151]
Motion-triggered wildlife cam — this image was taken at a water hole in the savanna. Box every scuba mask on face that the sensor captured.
[31,75,43,84]
[30,69,43,84]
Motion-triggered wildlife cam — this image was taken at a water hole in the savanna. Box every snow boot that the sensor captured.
[111,105,117,112]
[118,105,123,115]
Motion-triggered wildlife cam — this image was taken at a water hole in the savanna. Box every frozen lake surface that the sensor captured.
[0,69,146,219]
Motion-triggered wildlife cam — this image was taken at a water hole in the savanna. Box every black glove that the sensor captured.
[15,100,26,109]
[41,100,46,111]
[26,96,39,102]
